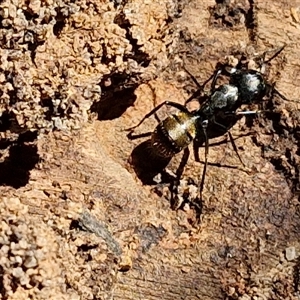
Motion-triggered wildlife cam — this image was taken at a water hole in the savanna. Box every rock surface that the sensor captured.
[0,0,300,299]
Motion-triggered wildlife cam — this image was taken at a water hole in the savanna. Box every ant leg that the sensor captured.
[183,66,212,90]
[184,91,201,106]
[126,131,152,140]
[212,119,245,167]
[263,44,286,64]
[184,68,216,105]
[193,140,201,162]
[210,69,222,93]
[224,109,267,116]
[192,133,206,162]
[176,147,190,180]
[170,147,190,211]
[272,88,289,101]
[199,122,209,200]
[227,131,245,167]
[235,110,263,115]
[265,82,291,102]
[256,45,286,74]
[125,101,189,137]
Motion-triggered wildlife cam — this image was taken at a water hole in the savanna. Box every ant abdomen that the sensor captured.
[151,111,198,158]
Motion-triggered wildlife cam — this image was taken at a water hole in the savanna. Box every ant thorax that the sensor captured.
[209,84,239,112]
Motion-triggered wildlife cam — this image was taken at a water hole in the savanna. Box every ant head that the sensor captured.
[230,70,267,105]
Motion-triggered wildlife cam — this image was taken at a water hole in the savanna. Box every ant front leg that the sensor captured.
[126,101,189,139]
[210,69,222,94]
[261,45,286,66]
[252,44,286,75]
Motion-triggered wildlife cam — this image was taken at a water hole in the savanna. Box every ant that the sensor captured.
[126,45,289,213]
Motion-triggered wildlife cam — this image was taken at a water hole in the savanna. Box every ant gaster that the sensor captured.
[126,45,288,211]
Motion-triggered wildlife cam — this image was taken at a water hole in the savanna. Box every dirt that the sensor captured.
[0,0,300,299]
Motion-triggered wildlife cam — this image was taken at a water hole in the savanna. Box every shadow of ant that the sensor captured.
[128,127,253,222]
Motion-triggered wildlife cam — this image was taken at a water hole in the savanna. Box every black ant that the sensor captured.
[126,45,289,213]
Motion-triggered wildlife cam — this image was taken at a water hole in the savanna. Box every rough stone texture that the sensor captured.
[0,0,300,299]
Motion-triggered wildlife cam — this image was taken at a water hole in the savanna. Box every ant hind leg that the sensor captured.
[125,101,189,138]
[183,67,218,105]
